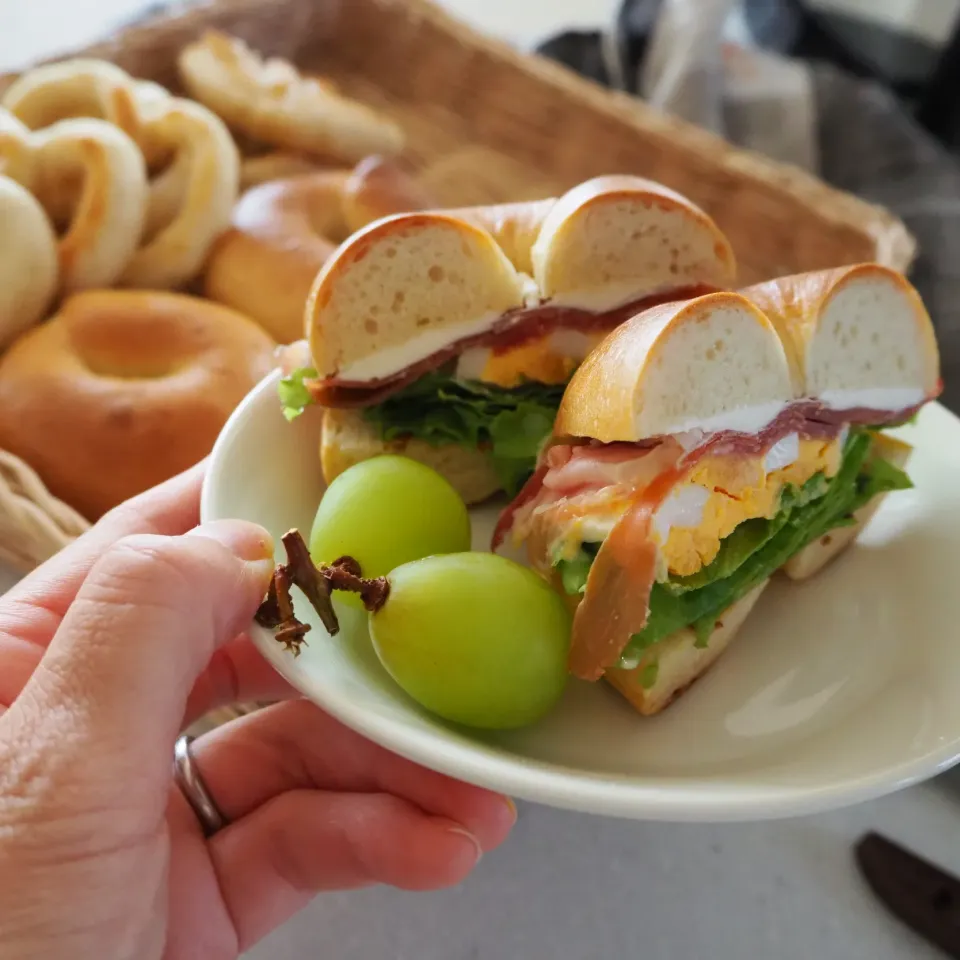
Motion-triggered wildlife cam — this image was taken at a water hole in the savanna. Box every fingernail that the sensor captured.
[188,520,275,563]
[447,826,483,865]
[503,797,518,825]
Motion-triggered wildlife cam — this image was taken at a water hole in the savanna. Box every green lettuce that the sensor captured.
[276,365,564,495]
[554,428,913,666]
[278,367,318,421]
[361,369,565,495]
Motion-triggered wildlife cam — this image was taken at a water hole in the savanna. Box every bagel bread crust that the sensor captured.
[553,292,794,444]
[0,290,275,520]
[320,408,501,506]
[307,212,529,378]
[741,264,940,403]
[305,176,737,385]
[205,157,434,344]
[604,581,769,715]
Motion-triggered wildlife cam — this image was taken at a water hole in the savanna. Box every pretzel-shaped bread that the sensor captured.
[3,58,240,289]
[0,107,147,291]
[0,175,59,347]
[177,31,404,163]
[119,95,239,289]
[2,59,172,166]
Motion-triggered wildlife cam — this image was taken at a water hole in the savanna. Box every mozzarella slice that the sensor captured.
[764,432,799,472]
[653,483,710,541]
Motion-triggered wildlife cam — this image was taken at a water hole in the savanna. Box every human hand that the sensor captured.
[0,462,516,960]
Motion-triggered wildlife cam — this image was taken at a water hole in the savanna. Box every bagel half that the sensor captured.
[738,265,938,583]
[494,269,939,715]
[741,263,940,411]
[320,407,501,506]
[553,291,793,444]
[206,157,435,344]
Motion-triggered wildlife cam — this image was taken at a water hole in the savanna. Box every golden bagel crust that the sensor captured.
[741,263,940,399]
[304,175,738,382]
[0,290,275,520]
[205,157,433,344]
[320,408,501,506]
[553,291,788,443]
[306,211,527,378]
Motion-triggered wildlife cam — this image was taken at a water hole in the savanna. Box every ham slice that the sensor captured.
[491,463,549,551]
[569,466,685,680]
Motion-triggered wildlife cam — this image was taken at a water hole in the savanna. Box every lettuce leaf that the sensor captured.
[278,367,318,421]
[552,428,913,665]
[276,364,564,495]
[362,369,565,495]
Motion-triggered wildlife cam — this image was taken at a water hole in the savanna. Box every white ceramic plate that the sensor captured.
[201,370,960,821]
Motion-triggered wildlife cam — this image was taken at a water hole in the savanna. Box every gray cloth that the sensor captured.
[538,2,960,411]
[812,62,960,411]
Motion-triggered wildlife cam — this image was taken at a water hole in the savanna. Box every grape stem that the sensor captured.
[254,530,390,656]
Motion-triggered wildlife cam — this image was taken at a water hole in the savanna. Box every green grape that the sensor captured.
[309,457,471,605]
[369,552,571,729]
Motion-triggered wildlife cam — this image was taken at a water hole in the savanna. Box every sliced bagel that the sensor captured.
[554,291,795,443]
[306,213,529,381]
[530,175,735,310]
[320,407,501,505]
[742,264,940,410]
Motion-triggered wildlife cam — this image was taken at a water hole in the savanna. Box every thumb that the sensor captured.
[16,520,274,780]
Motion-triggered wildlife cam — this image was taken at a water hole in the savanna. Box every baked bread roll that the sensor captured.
[0,290,274,520]
[289,174,736,503]
[495,271,939,716]
[3,58,241,290]
[0,108,148,291]
[177,31,404,162]
[205,156,434,343]
[0,175,58,349]
[321,407,501,506]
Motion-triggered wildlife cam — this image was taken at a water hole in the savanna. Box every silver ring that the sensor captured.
[173,734,227,837]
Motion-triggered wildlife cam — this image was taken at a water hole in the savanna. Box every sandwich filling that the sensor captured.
[279,284,716,495]
[496,404,918,683]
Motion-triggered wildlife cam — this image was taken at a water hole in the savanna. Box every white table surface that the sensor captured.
[1,2,955,958]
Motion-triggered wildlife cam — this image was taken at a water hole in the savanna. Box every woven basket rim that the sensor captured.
[0,0,916,273]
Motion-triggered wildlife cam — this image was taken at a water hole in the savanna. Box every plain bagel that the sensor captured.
[204,155,434,343]
[0,290,275,520]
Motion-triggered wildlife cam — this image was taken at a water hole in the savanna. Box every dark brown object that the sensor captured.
[255,530,389,655]
[855,830,960,958]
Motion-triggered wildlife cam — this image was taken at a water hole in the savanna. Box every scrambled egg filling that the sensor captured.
[656,437,843,577]
[478,339,578,387]
[548,436,844,577]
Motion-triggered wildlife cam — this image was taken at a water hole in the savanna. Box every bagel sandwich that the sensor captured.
[493,268,940,716]
[278,175,736,503]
